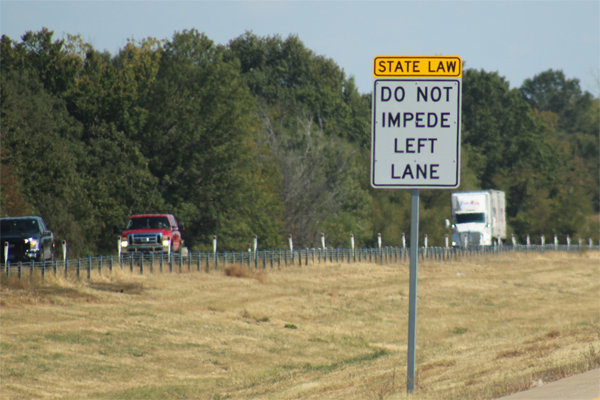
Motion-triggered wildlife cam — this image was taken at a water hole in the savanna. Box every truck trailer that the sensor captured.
[445,190,506,246]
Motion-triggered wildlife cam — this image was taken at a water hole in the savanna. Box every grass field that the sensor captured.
[1,251,598,400]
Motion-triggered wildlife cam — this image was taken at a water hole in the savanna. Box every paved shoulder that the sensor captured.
[498,369,599,400]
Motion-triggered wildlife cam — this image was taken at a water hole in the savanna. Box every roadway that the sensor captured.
[497,369,599,400]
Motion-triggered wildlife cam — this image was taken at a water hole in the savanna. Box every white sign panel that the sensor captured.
[371,79,461,188]
[370,56,462,189]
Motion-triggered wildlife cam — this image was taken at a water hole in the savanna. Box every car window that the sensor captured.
[0,221,11,235]
[0,219,41,235]
[149,217,170,229]
[127,217,170,230]
[127,218,147,230]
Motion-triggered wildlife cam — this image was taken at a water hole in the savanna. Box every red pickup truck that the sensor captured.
[118,214,182,254]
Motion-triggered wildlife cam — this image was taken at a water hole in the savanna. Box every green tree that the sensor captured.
[2,30,165,255]
[65,37,163,141]
[520,69,599,211]
[520,69,595,133]
[8,28,80,97]
[462,69,594,239]
[61,38,165,252]
[0,150,33,217]
[143,29,283,251]
[77,123,165,253]
[257,104,371,248]
[0,68,94,256]
[227,32,373,247]
[227,32,371,147]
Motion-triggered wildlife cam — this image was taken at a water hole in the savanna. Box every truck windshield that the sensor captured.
[455,213,485,224]
[127,217,171,230]
[1,219,41,235]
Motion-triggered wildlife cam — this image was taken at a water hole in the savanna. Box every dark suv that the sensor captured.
[1,216,55,262]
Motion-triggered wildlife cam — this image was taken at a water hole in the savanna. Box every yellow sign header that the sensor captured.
[374,56,462,78]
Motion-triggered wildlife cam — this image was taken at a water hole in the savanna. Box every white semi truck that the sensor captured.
[445,190,506,246]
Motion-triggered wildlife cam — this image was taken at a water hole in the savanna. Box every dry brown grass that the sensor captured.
[224,264,269,284]
[1,251,598,400]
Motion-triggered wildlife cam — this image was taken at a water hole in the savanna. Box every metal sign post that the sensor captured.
[370,55,462,395]
[407,189,420,393]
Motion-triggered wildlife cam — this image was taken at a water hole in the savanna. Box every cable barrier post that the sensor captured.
[247,244,251,268]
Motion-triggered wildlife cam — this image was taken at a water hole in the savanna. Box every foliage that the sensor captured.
[143,29,283,251]
[1,28,597,256]
[227,32,371,148]
[0,149,32,217]
[227,32,373,248]
[521,69,599,212]
[462,69,597,241]
[0,67,93,255]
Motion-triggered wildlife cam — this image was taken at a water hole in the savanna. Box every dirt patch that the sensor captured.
[224,264,268,283]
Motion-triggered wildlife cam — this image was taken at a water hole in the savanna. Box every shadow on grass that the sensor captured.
[0,273,144,306]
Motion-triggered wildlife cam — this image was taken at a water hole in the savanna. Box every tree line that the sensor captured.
[1,28,598,257]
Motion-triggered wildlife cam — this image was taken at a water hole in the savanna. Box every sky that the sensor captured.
[2,1,599,96]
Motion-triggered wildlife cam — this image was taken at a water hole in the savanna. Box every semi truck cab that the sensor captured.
[446,190,506,247]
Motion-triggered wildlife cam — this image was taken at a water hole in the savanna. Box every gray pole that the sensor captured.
[407,189,420,394]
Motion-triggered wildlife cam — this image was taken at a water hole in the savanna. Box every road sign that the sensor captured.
[374,56,462,78]
[371,56,462,189]
[370,55,463,395]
